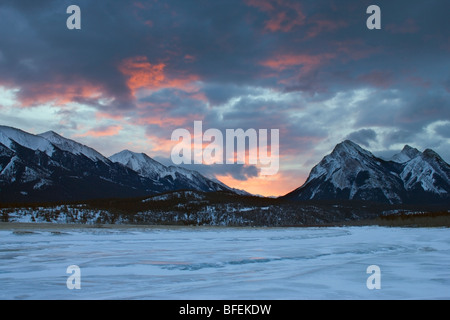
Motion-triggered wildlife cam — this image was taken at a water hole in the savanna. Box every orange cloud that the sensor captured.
[119,56,166,94]
[77,125,123,138]
[143,134,178,154]
[118,56,200,96]
[216,171,305,197]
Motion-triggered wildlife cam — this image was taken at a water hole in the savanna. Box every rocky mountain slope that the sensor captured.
[0,126,233,202]
[283,140,449,205]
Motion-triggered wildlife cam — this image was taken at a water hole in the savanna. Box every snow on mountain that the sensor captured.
[109,150,168,180]
[0,125,55,157]
[0,125,241,202]
[306,140,377,184]
[0,126,162,202]
[283,140,450,204]
[391,145,421,164]
[38,131,107,162]
[301,140,404,203]
[109,150,233,193]
[211,178,253,196]
[400,149,450,195]
[109,150,203,183]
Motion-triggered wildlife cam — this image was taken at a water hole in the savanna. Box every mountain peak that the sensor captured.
[285,140,450,204]
[423,148,439,157]
[402,145,421,157]
[110,149,156,162]
[391,145,421,163]
[39,130,61,138]
[37,131,107,162]
[114,149,147,158]
[109,150,168,179]
[0,125,237,202]
[331,140,373,158]
[0,125,55,156]
[422,148,447,165]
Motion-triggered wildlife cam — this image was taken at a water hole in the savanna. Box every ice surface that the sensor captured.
[0,226,449,300]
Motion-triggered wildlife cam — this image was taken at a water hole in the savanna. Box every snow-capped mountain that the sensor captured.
[390,145,421,164]
[395,146,450,198]
[283,140,449,204]
[109,150,168,180]
[38,131,107,162]
[0,126,235,203]
[109,150,231,193]
[0,125,55,157]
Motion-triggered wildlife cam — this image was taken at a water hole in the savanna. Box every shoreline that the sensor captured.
[1,217,449,230]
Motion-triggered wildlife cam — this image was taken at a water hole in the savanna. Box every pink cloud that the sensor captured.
[246,0,306,32]
[306,18,348,39]
[77,125,123,138]
[95,112,125,121]
[261,53,335,74]
[9,81,105,108]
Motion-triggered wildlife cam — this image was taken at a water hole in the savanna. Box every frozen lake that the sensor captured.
[0,224,449,300]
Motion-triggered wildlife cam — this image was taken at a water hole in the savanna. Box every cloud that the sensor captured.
[346,129,377,147]
[1,0,450,195]
[245,0,306,32]
[261,53,334,73]
[434,123,450,138]
[386,19,419,34]
[118,56,200,97]
[77,125,123,138]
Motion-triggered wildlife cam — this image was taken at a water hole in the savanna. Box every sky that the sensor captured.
[0,0,449,197]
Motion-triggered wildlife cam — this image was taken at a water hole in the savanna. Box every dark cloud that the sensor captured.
[1,0,450,186]
[355,88,450,133]
[346,129,377,147]
[434,123,450,139]
[192,164,260,181]
[154,156,259,181]
[1,0,449,105]
[382,129,416,148]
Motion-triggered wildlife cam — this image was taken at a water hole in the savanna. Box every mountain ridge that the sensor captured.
[0,125,236,203]
[283,140,449,205]
[1,124,448,206]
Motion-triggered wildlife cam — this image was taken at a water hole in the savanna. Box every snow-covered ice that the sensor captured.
[0,225,449,300]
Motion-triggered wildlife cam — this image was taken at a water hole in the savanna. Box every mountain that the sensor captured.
[109,150,168,180]
[396,147,450,199]
[0,126,234,203]
[109,150,231,193]
[0,126,55,157]
[38,131,107,162]
[283,140,450,205]
[390,145,421,164]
